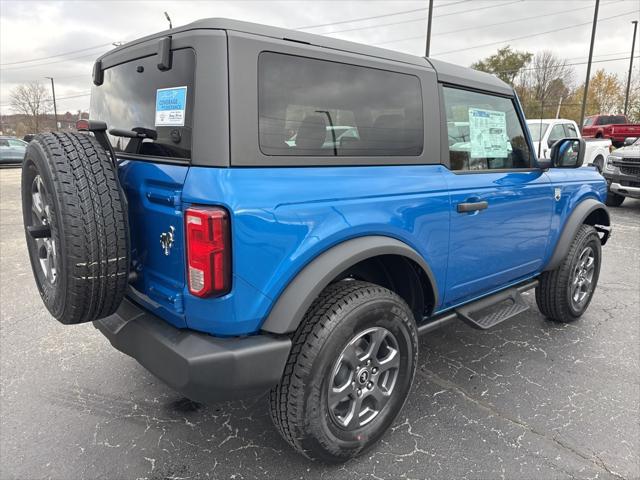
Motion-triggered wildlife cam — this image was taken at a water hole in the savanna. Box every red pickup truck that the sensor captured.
[582,114,640,147]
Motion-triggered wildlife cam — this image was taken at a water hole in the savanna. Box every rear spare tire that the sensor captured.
[21,132,129,324]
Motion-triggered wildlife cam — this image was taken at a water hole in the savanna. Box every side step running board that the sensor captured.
[456,280,539,330]
[417,279,539,334]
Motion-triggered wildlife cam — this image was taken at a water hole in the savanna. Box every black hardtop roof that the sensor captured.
[100,17,513,96]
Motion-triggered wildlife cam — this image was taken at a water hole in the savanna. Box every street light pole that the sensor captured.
[623,20,638,116]
[579,0,600,128]
[425,0,434,57]
[45,76,59,131]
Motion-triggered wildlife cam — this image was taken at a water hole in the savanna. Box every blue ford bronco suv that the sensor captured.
[21,19,611,462]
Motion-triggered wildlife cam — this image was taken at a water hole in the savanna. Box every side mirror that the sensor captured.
[549,137,585,168]
[623,137,637,146]
[547,139,557,149]
[536,157,552,169]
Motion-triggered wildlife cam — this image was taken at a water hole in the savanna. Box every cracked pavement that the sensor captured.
[1,167,638,479]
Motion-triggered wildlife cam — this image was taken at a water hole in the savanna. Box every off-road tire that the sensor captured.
[21,132,129,324]
[535,224,601,322]
[605,190,625,207]
[592,155,604,173]
[269,280,418,463]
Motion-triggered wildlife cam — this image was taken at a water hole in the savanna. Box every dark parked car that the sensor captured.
[602,136,640,206]
[0,136,27,164]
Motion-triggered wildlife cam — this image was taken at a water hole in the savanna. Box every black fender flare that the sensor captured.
[544,198,610,272]
[260,236,439,334]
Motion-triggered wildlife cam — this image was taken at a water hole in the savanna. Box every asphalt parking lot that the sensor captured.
[1,166,638,480]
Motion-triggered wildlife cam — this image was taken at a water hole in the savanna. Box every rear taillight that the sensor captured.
[185,207,231,298]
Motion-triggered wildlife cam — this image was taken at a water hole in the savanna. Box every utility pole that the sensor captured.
[623,20,638,116]
[45,76,59,131]
[579,0,600,128]
[425,0,434,57]
[556,96,563,119]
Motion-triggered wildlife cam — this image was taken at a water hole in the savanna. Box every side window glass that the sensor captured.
[548,124,565,142]
[442,87,532,171]
[564,123,578,137]
[258,52,424,157]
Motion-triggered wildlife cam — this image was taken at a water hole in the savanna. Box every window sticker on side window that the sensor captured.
[468,108,508,159]
[155,86,187,126]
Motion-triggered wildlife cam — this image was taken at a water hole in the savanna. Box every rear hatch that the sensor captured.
[90,47,196,327]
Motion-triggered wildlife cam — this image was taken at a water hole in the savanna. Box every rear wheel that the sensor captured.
[21,132,129,324]
[269,280,418,462]
[536,224,601,322]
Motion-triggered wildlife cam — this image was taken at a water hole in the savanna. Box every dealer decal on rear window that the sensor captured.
[468,107,508,159]
[155,86,187,127]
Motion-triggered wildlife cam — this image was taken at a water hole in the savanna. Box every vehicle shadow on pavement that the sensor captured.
[38,294,638,480]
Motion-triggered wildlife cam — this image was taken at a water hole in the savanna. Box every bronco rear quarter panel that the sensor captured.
[182,164,451,335]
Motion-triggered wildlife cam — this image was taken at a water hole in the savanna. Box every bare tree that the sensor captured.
[517,51,574,119]
[10,82,52,133]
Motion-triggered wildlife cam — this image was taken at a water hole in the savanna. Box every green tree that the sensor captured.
[562,69,630,124]
[471,46,533,85]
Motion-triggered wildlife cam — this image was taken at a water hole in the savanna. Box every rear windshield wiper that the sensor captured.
[109,127,157,140]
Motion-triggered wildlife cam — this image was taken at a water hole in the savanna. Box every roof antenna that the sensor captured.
[164,11,173,29]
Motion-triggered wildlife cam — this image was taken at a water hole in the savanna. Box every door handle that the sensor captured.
[457,201,488,213]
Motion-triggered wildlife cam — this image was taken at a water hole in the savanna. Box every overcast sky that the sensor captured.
[1,0,638,116]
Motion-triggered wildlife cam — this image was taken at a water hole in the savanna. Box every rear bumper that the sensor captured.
[94,298,291,403]
[610,134,637,144]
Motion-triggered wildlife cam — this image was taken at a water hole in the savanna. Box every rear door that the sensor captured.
[441,86,553,307]
[91,49,197,326]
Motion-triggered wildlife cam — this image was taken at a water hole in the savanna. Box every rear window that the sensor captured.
[258,52,423,157]
[596,115,627,125]
[90,48,195,160]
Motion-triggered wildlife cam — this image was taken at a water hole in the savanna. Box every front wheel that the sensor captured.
[605,190,625,207]
[536,224,601,322]
[592,155,604,173]
[269,280,418,462]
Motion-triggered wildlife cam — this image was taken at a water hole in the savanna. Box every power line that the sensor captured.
[372,3,630,46]
[319,0,521,36]
[2,4,468,71]
[0,92,90,108]
[435,9,638,56]
[428,0,522,20]
[0,43,114,66]
[2,51,109,71]
[294,1,471,30]
[490,55,639,74]
[431,0,622,37]
[566,50,629,61]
